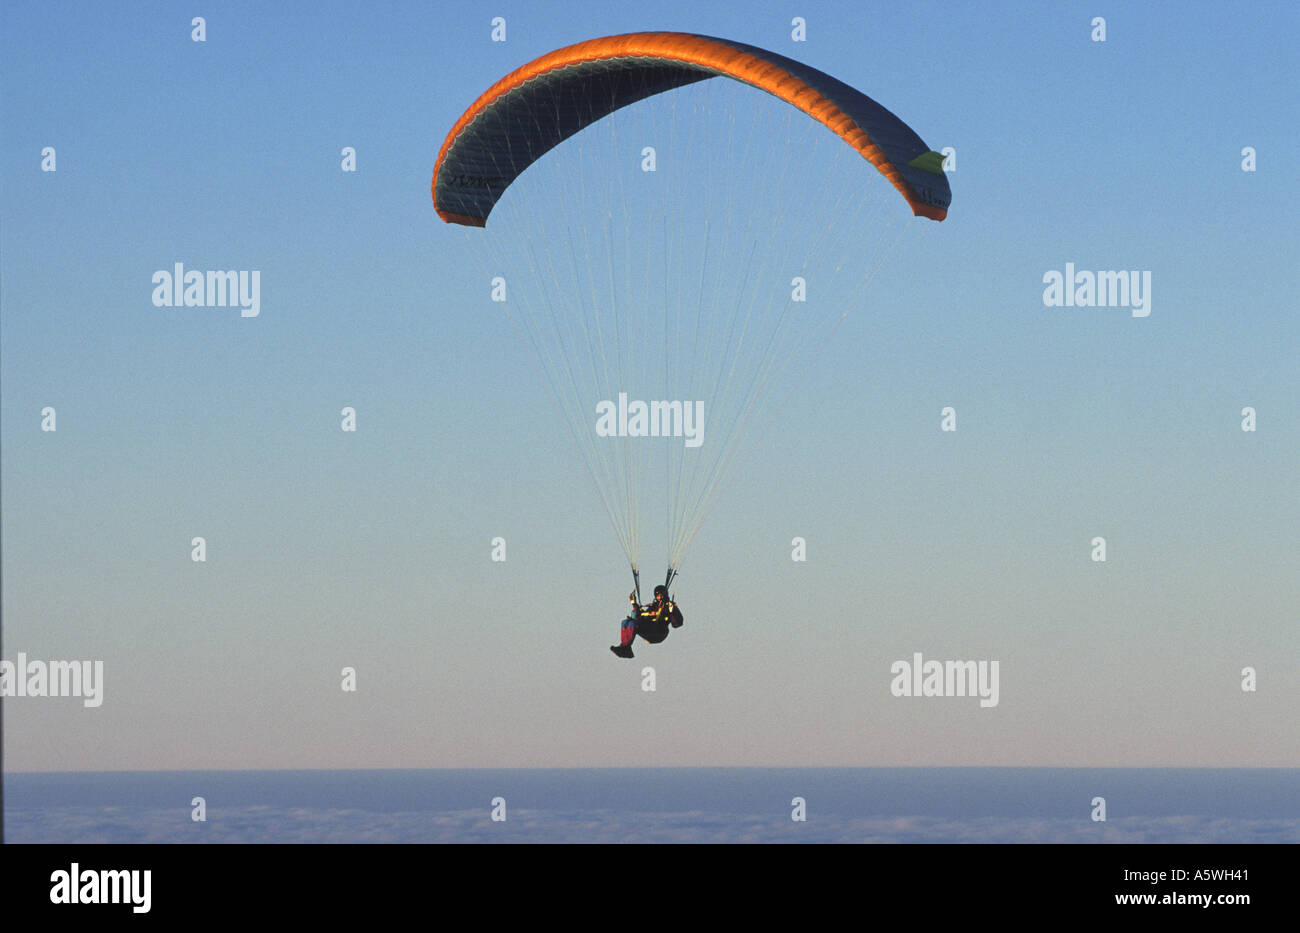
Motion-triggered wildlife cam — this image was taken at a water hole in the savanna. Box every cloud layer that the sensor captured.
[7,806,1298,844]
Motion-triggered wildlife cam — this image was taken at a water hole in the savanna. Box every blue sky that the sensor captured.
[1,1,1296,771]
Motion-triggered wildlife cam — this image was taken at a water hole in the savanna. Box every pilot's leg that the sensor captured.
[610,617,636,658]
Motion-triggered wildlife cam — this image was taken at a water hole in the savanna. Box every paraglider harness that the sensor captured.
[629,568,683,644]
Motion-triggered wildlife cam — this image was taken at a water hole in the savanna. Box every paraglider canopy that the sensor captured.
[433,32,950,227]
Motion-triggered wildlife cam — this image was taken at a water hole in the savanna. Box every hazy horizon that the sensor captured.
[8,767,1299,843]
